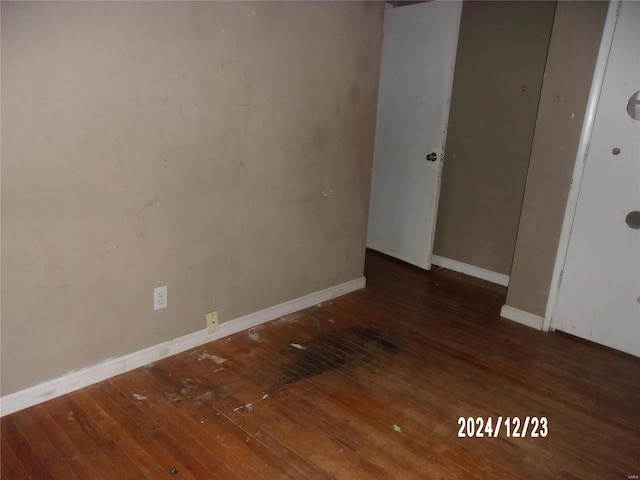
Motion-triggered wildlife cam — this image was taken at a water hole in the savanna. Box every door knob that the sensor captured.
[625,211,640,229]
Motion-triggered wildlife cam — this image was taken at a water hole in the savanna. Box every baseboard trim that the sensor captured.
[431,255,509,287]
[0,276,366,417]
[500,304,545,331]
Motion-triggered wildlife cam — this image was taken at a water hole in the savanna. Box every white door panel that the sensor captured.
[367,1,462,269]
[553,1,640,356]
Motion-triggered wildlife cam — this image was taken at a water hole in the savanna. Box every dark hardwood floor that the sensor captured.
[2,250,639,479]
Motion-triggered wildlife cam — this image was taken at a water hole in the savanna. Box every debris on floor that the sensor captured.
[198,352,227,364]
[248,328,262,342]
[393,424,402,433]
[233,403,253,413]
[289,342,306,350]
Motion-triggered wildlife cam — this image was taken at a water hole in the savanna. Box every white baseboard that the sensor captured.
[0,276,366,417]
[500,304,545,331]
[431,255,510,287]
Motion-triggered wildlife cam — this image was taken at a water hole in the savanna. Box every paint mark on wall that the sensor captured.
[136,200,155,242]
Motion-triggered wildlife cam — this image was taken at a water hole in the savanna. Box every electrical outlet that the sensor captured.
[206,311,219,333]
[154,286,167,310]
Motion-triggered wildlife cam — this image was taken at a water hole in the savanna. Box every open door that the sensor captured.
[367,1,462,269]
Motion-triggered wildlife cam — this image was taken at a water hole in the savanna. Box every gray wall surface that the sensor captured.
[507,1,609,317]
[434,1,556,275]
[1,1,384,395]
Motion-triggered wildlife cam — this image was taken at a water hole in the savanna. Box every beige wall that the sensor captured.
[1,1,384,395]
[506,1,609,317]
[433,1,556,275]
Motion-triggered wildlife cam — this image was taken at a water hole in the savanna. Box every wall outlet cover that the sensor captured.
[154,286,168,310]
[206,311,219,333]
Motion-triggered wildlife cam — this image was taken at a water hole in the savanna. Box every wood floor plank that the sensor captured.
[0,433,31,480]
[111,361,319,480]
[70,386,165,478]
[1,415,55,479]
[26,403,109,480]
[9,409,80,480]
[67,393,151,480]
[212,330,458,478]
[182,315,498,479]
[2,250,639,479]
[152,354,381,480]
[258,327,508,479]
[120,362,301,479]
[42,396,125,480]
[87,381,268,480]
[99,376,215,480]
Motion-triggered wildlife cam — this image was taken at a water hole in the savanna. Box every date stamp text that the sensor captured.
[457,416,548,438]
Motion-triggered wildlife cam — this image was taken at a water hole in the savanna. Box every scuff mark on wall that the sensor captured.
[136,200,155,242]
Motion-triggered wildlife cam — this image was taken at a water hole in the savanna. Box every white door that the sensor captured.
[367,1,462,269]
[552,1,640,356]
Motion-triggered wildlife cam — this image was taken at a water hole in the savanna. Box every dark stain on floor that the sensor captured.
[280,326,398,384]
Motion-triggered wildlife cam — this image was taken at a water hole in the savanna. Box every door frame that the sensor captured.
[544,0,621,331]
